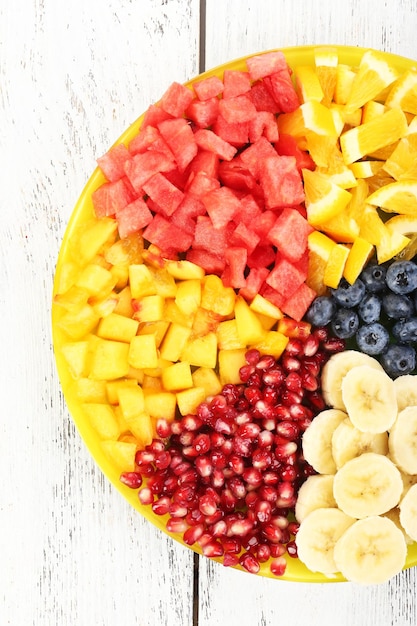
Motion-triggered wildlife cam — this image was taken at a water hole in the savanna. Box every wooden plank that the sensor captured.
[0,1,200,625]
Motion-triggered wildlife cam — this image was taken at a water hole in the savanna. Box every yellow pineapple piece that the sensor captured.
[176,386,207,416]
[82,403,121,440]
[54,260,80,295]
[90,291,119,318]
[133,294,165,323]
[218,348,247,385]
[113,405,131,435]
[106,379,139,405]
[129,264,157,299]
[160,323,192,361]
[175,279,202,316]
[294,65,325,102]
[97,313,139,343]
[303,169,352,226]
[57,304,100,340]
[192,307,221,337]
[113,286,135,318]
[234,296,265,345]
[54,285,89,312]
[101,440,137,471]
[216,319,246,350]
[72,377,107,403]
[192,367,222,398]
[76,217,118,266]
[340,107,408,164]
[89,338,130,380]
[343,237,375,284]
[180,332,218,368]
[144,391,177,421]
[137,320,169,347]
[166,259,205,280]
[249,293,283,321]
[117,384,145,418]
[201,274,236,316]
[163,299,194,327]
[142,374,163,391]
[126,366,145,383]
[253,331,289,359]
[104,232,144,266]
[128,334,158,369]
[61,340,90,378]
[162,361,194,391]
[345,49,398,113]
[149,267,177,298]
[75,263,117,297]
[323,244,350,289]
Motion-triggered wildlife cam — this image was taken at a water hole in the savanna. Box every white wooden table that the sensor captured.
[2,1,417,624]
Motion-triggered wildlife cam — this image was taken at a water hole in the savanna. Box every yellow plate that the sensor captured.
[52,45,417,582]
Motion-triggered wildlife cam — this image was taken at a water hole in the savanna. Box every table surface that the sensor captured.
[2,1,417,625]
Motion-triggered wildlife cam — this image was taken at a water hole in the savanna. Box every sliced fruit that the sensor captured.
[385,68,417,114]
[344,49,399,113]
[393,374,417,413]
[303,169,352,226]
[323,244,350,289]
[331,417,388,470]
[366,179,417,215]
[388,407,417,475]
[399,483,417,542]
[343,237,374,284]
[295,475,337,523]
[301,408,348,474]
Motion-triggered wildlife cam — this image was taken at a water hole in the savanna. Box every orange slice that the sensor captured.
[385,69,417,114]
[320,210,360,244]
[334,64,356,105]
[303,169,352,226]
[343,237,374,284]
[294,65,325,102]
[359,206,410,262]
[350,161,383,179]
[314,46,338,104]
[345,49,399,113]
[385,214,417,260]
[366,179,417,214]
[323,244,350,289]
[361,100,386,124]
[340,107,408,164]
[383,134,417,180]
[306,231,337,295]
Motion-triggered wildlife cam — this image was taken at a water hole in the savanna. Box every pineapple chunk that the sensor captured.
[218,348,247,385]
[175,279,202,315]
[75,263,116,297]
[176,386,207,416]
[133,295,165,322]
[144,391,177,421]
[82,403,120,440]
[54,285,89,312]
[180,332,218,368]
[101,440,136,471]
[71,377,108,403]
[137,320,169,347]
[97,313,139,343]
[160,323,192,361]
[149,267,178,298]
[162,361,194,391]
[128,334,159,370]
[201,274,236,316]
[89,338,130,380]
[106,379,139,405]
[216,319,246,350]
[166,259,205,280]
[253,331,289,359]
[61,340,90,378]
[76,217,118,266]
[234,296,266,345]
[57,304,100,340]
[129,264,157,298]
[192,367,222,398]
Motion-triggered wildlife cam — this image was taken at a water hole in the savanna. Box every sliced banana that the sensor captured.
[393,374,417,413]
[296,508,356,575]
[332,417,389,469]
[295,474,336,523]
[399,469,417,499]
[384,506,415,545]
[333,452,403,519]
[389,407,417,475]
[301,409,347,474]
[321,350,384,411]
[399,483,417,542]
[333,516,407,585]
[341,365,397,433]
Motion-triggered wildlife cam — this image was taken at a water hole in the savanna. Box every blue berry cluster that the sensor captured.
[305,259,417,378]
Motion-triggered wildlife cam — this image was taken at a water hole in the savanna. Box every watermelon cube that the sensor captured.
[97,144,131,182]
[263,70,300,113]
[143,214,193,253]
[252,210,277,239]
[247,244,276,269]
[185,97,220,128]
[240,137,278,179]
[249,111,279,143]
[170,195,206,234]
[193,75,224,100]
[239,267,269,301]
[188,150,219,179]
[267,207,313,262]
[116,197,153,238]
[265,256,307,299]
[237,194,263,226]
[259,155,305,209]
[124,150,175,192]
[248,81,281,114]
[219,94,257,124]
[229,221,260,255]
[158,118,198,172]
[128,126,173,158]
[192,216,228,255]
[276,133,315,172]
[218,159,260,196]
[159,82,194,117]
[141,104,172,130]
[212,114,250,147]
[280,282,316,322]
[260,284,286,309]
[92,179,135,218]
[223,70,252,99]
[186,248,226,274]
[186,171,220,197]
[142,172,184,217]
[222,247,247,289]
[201,186,241,229]
[193,129,237,161]
[246,51,288,81]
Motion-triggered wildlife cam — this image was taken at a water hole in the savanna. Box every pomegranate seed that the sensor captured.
[178,468,198,485]
[313,326,329,342]
[239,552,260,574]
[262,524,283,544]
[305,390,326,412]
[210,432,225,449]
[285,372,303,394]
[204,510,224,526]
[211,468,225,488]
[186,508,205,526]
[168,502,188,518]
[285,338,304,356]
[238,422,261,440]
[263,386,279,404]
[161,475,179,496]
[193,433,211,454]
[303,334,320,356]
[270,543,287,557]
[245,349,261,365]
[222,383,241,405]
[170,420,183,435]
[262,470,280,486]
[289,403,312,420]
[156,418,171,438]
[280,464,298,482]
[222,537,242,553]
[288,521,300,536]
[135,450,155,466]
[257,430,274,448]
[243,467,263,488]
[183,524,205,545]
[173,484,196,505]
[275,442,298,460]
[255,543,271,563]
[220,489,237,512]
[197,402,214,424]
[245,491,259,508]
[179,431,195,447]
[228,454,245,475]
[195,455,213,478]
[262,367,285,386]
[202,539,224,558]
[120,472,142,489]
[258,485,277,503]
[227,517,253,537]
[281,389,303,406]
[254,500,272,523]
[210,519,227,538]
[239,364,255,382]
[235,411,251,425]
[228,476,247,500]
[199,493,218,516]
[244,386,263,404]
[166,517,188,533]
[223,552,240,567]
[282,354,301,372]
[276,420,299,440]
[138,487,154,505]
[302,357,320,377]
[252,448,272,470]
[301,371,318,392]
[255,354,276,370]
[232,436,251,457]
[323,337,345,353]
[287,540,298,558]
[155,450,172,470]
[181,414,203,431]
[247,372,262,387]
[273,405,291,420]
[270,556,287,576]
[152,496,171,516]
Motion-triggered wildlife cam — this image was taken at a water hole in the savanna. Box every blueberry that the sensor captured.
[331,308,359,339]
[392,317,417,344]
[385,260,417,295]
[360,263,387,293]
[305,296,336,327]
[358,293,382,323]
[331,278,366,308]
[355,323,390,355]
[381,344,416,378]
[382,293,414,320]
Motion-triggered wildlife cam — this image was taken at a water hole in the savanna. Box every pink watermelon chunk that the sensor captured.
[201,186,241,229]
[92,178,135,218]
[240,267,270,301]
[218,159,260,196]
[248,81,281,114]
[219,94,257,124]
[170,195,206,234]
[222,247,247,289]
[193,129,237,161]
[158,118,198,172]
[124,150,175,192]
[264,70,300,113]
[188,150,219,179]
[116,197,153,238]
[249,111,279,143]
[240,137,278,180]
[276,133,315,172]
[268,207,313,262]
[252,210,277,239]
[223,70,252,99]
[128,126,174,158]
[193,75,224,100]
[212,114,250,147]
[247,244,276,269]
[260,284,286,309]
[159,82,194,117]
[140,104,173,130]
[186,248,226,274]
[142,173,184,217]
[229,221,260,255]
[186,97,220,128]
[246,51,288,81]
[96,144,131,182]
[266,255,307,299]
[259,155,305,209]
[143,214,193,253]
[186,171,221,197]
[280,282,316,321]
[192,215,228,255]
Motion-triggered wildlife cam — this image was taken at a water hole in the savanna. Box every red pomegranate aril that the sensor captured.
[198,493,218,516]
[195,455,213,478]
[173,484,196,505]
[259,485,277,503]
[244,386,263,404]
[152,495,171,516]
[202,539,224,558]
[270,514,290,529]
[155,450,172,470]
[223,552,240,567]
[161,474,179,496]
[178,468,198,485]
[210,432,226,449]
[301,371,318,392]
[183,523,205,545]
[232,436,251,457]
[262,416,277,431]
[255,499,272,523]
[262,523,283,544]
[262,367,284,386]
[245,490,259,509]
[242,532,260,551]
[270,556,287,576]
[323,337,345,352]
[227,517,254,537]
[281,389,303,407]
[298,416,313,431]
[257,429,274,448]
[228,476,247,500]
[262,470,280,486]
[220,489,238,512]
[120,471,143,489]
[284,371,303,394]
[239,552,260,574]
[170,420,183,435]
[214,417,234,435]
[280,464,298,482]
[228,454,245,475]
[238,421,261,440]
[247,371,263,388]
[239,364,255,383]
[181,414,203,431]
[243,467,263,488]
[204,510,224,526]
[288,521,300,536]
[222,383,241,405]
[302,357,320,377]
[305,390,326,412]
[179,431,195,447]
[313,326,329,343]
[275,441,298,460]
[186,508,205,526]
[169,502,188,518]
[255,354,276,370]
[166,517,189,533]
[211,468,225,489]
[262,386,278,405]
[303,334,320,356]
[255,543,271,563]
[286,540,298,558]
[221,439,233,457]
[276,420,299,440]
[235,411,252,426]
[135,449,155,466]
[193,432,211,454]
[285,338,304,356]
[222,537,242,553]
[252,448,272,470]
[172,460,192,476]
[138,487,154,505]
[289,403,313,420]
[270,543,287,558]
[156,418,171,439]
[282,354,301,372]
[210,519,227,538]
[245,348,261,365]
[147,473,165,495]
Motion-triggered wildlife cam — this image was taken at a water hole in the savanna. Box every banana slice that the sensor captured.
[389,407,417,474]
[393,374,417,413]
[333,452,403,518]
[321,350,384,411]
[341,365,397,433]
[333,516,407,584]
[384,506,415,545]
[296,508,355,575]
[399,483,417,542]
[295,474,336,523]
[399,469,417,498]
[301,409,347,474]
[332,417,389,469]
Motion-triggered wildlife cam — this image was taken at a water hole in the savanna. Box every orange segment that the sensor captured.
[366,180,417,215]
[294,65,324,102]
[345,49,399,113]
[343,237,374,284]
[361,100,386,124]
[383,134,417,180]
[334,64,356,105]
[278,100,338,138]
[306,231,337,295]
[350,161,383,179]
[302,169,352,226]
[340,107,408,164]
[385,214,417,260]
[385,69,417,114]
[323,244,350,289]
[314,46,338,104]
